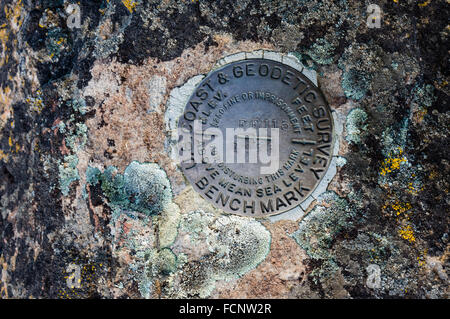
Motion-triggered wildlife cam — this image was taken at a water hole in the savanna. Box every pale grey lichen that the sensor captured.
[123,161,172,215]
[70,98,88,115]
[65,123,88,151]
[305,38,336,65]
[58,154,80,196]
[158,202,181,248]
[345,108,368,144]
[147,75,167,114]
[291,191,356,282]
[167,210,271,298]
[336,156,347,167]
[341,68,371,100]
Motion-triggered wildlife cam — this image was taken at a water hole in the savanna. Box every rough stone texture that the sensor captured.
[0,0,448,299]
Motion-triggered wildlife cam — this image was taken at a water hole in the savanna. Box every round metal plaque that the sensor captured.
[178,58,334,217]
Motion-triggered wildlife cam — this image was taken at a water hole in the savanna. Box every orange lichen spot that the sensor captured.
[407,182,423,195]
[391,201,412,216]
[428,170,437,180]
[398,224,416,243]
[0,150,8,162]
[0,27,8,46]
[56,37,66,45]
[122,0,138,13]
[417,249,428,267]
[380,148,407,176]
[418,0,431,7]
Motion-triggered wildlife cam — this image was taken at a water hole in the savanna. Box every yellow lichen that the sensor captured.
[4,0,24,30]
[380,147,407,176]
[26,89,44,113]
[0,27,9,66]
[383,195,418,245]
[418,0,431,7]
[407,182,423,195]
[428,170,437,180]
[390,201,412,216]
[122,0,138,13]
[398,224,416,243]
[0,149,8,162]
[417,249,428,267]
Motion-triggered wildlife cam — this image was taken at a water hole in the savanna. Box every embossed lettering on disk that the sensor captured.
[178,58,334,217]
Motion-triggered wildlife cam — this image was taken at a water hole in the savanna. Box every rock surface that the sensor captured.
[0,0,448,299]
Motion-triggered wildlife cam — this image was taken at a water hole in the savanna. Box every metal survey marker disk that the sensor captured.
[177,58,334,217]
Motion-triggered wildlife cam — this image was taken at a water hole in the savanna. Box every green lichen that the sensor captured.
[135,247,178,297]
[58,154,80,196]
[341,68,371,100]
[70,98,88,115]
[290,51,316,70]
[65,123,88,151]
[345,108,368,144]
[85,161,172,217]
[291,191,356,282]
[413,83,436,108]
[305,38,336,65]
[58,121,66,133]
[45,28,68,62]
[152,248,178,275]
[123,161,172,215]
[158,202,181,248]
[381,117,409,157]
[86,166,101,186]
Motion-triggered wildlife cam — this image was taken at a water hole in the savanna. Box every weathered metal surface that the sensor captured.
[179,59,333,216]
